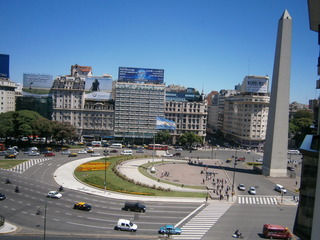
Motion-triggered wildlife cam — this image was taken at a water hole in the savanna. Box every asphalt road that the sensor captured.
[0,147,300,239]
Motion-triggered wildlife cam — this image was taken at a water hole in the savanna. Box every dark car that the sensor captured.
[123,202,146,213]
[73,202,92,211]
[0,193,6,200]
[110,149,118,153]
[173,152,181,157]
[287,166,295,171]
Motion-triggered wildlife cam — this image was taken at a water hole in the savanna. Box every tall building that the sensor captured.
[263,10,292,177]
[293,1,320,239]
[165,86,207,144]
[222,92,270,148]
[113,81,165,144]
[51,65,114,141]
[0,54,16,113]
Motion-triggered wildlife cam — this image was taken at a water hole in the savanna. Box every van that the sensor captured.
[114,219,137,232]
[263,224,292,239]
[123,202,146,212]
[121,149,133,155]
[110,143,122,148]
[275,184,287,194]
[287,150,300,155]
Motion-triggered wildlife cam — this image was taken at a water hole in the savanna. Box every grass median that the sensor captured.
[0,160,27,169]
[74,155,207,198]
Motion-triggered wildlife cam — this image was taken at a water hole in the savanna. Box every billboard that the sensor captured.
[85,92,112,101]
[23,73,53,89]
[118,67,164,84]
[243,76,269,93]
[85,76,113,92]
[0,54,9,78]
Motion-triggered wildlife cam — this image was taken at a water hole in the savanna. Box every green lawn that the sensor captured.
[74,156,206,198]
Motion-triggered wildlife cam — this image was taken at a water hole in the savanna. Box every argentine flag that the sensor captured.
[156,117,176,130]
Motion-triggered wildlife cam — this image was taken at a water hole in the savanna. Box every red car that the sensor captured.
[44,152,55,157]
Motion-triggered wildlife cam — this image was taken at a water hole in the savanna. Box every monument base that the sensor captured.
[262,166,287,177]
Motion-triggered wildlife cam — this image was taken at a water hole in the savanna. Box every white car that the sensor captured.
[28,151,40,156]
[114,219,137,232]
[47,191,62,199]
[237,184,246,191]
[78,150,87,154]
[249,187,256,195]
[256,158,263,162]
[91,153,101,156]
[163,153,173,157]
[61,150,71,155]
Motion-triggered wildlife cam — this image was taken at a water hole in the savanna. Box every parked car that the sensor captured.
[114,219,137,232]
[122,202,146,213]
[47,191,62,199]
[249,187,256,195]
[238,184,246,191]
[158,225,182,235]
[44,152,55,157]
[73,202,91,211]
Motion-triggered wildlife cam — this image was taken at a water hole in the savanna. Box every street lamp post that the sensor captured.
[43,200,47,240]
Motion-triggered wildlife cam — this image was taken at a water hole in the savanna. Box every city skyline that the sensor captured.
[1,0,318,104]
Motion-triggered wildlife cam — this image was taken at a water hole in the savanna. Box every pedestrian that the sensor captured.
[206,195,208,202]
[295,181,298,186]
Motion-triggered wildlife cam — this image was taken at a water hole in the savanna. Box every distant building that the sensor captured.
[0,78,16,113]
[165,86,207,144]
[114,81,165,144]
[51,65,114,141]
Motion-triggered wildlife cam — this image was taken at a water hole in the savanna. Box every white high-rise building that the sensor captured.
[0,78,16,113]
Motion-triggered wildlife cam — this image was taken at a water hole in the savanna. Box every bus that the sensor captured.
[110,143,123,148]
[92,141,102,147]
[147,144,168,150]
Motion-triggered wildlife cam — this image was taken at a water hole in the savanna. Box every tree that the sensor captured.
[155,130,171,144]
[179,132,203,148]
[52,121,77,142]
[289,109,314,147]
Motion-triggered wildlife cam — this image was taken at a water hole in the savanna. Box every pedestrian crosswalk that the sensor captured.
[238,195,278,205]
[3,158,52,173]
[174,202,232,240]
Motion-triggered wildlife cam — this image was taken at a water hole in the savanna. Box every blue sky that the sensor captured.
[1,0,318,104]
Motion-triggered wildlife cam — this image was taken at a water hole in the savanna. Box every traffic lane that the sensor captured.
[202,204,297,240]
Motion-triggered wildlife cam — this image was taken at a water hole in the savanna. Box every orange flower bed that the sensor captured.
[77,162,111,171]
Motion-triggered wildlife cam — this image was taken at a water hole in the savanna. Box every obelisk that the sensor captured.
[262,10,292,177]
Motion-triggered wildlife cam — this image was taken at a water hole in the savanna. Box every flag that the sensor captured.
[156,117,176,130]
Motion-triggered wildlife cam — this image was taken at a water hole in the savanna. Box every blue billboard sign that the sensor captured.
[118,67,164,84]
[0,54,9,78]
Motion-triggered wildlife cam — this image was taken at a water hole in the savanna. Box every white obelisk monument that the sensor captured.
[262,10,292,177]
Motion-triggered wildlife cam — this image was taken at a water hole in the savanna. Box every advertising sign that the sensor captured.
[23,73,53,89]
[0,54,9,78]
[244,77,269,93]
[85,76,113,92]
[85,92,112,101]
[118,67,164,84]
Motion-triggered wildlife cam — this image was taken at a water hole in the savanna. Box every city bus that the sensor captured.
[147,144,168,150]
